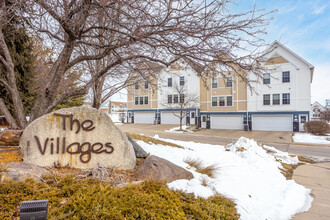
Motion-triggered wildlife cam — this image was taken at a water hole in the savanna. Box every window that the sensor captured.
[144,81,148,89]
[168,95,172,104]
[212,97,217,106]
[263,94,270,105]
[180,76,185,86]
[144,96,148,105]
[212,78,218,88]
[135,97,138,105]
[174,94,178,103]
[282,71,290,83]
[191,111,195,118]
[139,97,144,105]
[168,78,172,87]
[263,74,270,84]
[135,82,139,90]
[227,96,233,106]
[282,93,290,104]
[226,76,233,87]
[300,115,306,123]
[180,94,184,103]
[219,96,225,106]
[273,94,280,105]
[202,115,207,122]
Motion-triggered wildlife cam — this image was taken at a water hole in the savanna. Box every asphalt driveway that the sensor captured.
[118,124,330,160]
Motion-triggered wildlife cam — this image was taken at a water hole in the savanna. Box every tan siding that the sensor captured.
[265,56,289,65]
[127,78,158,110]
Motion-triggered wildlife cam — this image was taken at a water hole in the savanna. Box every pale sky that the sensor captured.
[111,0,330,106]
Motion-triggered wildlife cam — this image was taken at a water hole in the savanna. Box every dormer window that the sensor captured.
[180,76,185,86]
[263,74,270,84]
[226,76,233,87]
[282,71,290,83]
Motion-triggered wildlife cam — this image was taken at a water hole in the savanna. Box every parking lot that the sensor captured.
[118,123,330,160]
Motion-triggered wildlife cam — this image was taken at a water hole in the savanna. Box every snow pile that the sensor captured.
[136,136,312,220]
[293,133,330,145]
[108,114,122,123]
[0,127,7,131]
[165,125,195,133]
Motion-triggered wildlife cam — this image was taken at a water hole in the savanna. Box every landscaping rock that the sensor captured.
[20,106,136,169]
[1,162,51,182]
[134,155,193,182]
[126,135,148,158]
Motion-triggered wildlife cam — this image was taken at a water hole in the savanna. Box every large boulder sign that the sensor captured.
[20,107,136,169]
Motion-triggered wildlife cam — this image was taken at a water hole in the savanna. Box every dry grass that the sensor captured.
[280,163,298,180]
[196,164,218,178]
[184,157,203,170]
[298,156,316,164]
[125,132,184,149]
[280,156,316,180]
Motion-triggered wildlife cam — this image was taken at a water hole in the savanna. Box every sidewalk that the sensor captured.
[292,162,330,219]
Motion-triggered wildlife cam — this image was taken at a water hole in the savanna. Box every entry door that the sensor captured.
[299,115,307,131]
[191,111,196,125]
[201,115,207,128]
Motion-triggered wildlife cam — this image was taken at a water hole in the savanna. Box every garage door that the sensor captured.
[134,112,155,124]
[161,112,186,125]
[210,115,244,130]
[252,115,292,131]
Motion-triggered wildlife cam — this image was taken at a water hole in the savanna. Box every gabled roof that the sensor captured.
[311,101,324,108]
[265,41,315,82]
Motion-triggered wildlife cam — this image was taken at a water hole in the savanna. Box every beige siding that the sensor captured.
[200,70,247,112]
[265,56,289,65]
[127,78,158,110]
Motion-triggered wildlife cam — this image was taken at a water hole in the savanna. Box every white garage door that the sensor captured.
[210,115,244,130]
[252,115,292,131]
[134,112,155,124]
[161,112,186,125]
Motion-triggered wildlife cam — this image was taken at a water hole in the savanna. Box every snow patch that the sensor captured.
[293,133,330,145]
[136,136,313,220]
[165,125,195,133]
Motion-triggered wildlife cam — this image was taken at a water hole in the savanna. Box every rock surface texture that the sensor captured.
[126,136,148,158]
[20,107,136,169]
[134,155,193,182]
[1,162,51,182]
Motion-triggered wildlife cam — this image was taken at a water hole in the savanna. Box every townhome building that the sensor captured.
[310,101,325,120]
[127,58,202,125]
[127,41,314,132]
[247,41,314,131]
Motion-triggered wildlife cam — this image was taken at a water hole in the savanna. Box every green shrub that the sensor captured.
[0,175,239,219]
[303,121,329,135]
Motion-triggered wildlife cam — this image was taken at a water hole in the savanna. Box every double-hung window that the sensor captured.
[168,95,172,104]
[226,76,233,87]
[282,93,290,104]
[212,78,218,88]
[263,94,270,105]
[212,97,217,106]
[139,97,144,105]
[227,96,233,106]
[282,71,290,83]
[173,94,179,103]
[135,82,139,90]
[144,81,148,89]
[144,96,148,105]
[135,97,138,105]
[180,76,185,86]
[273,94,280,105]
[168,78,172,87]
[180,94,184,103]
[263,74,270,84]
[219,96,225,106]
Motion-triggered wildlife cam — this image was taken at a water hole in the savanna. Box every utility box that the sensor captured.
[20,200,48,220]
